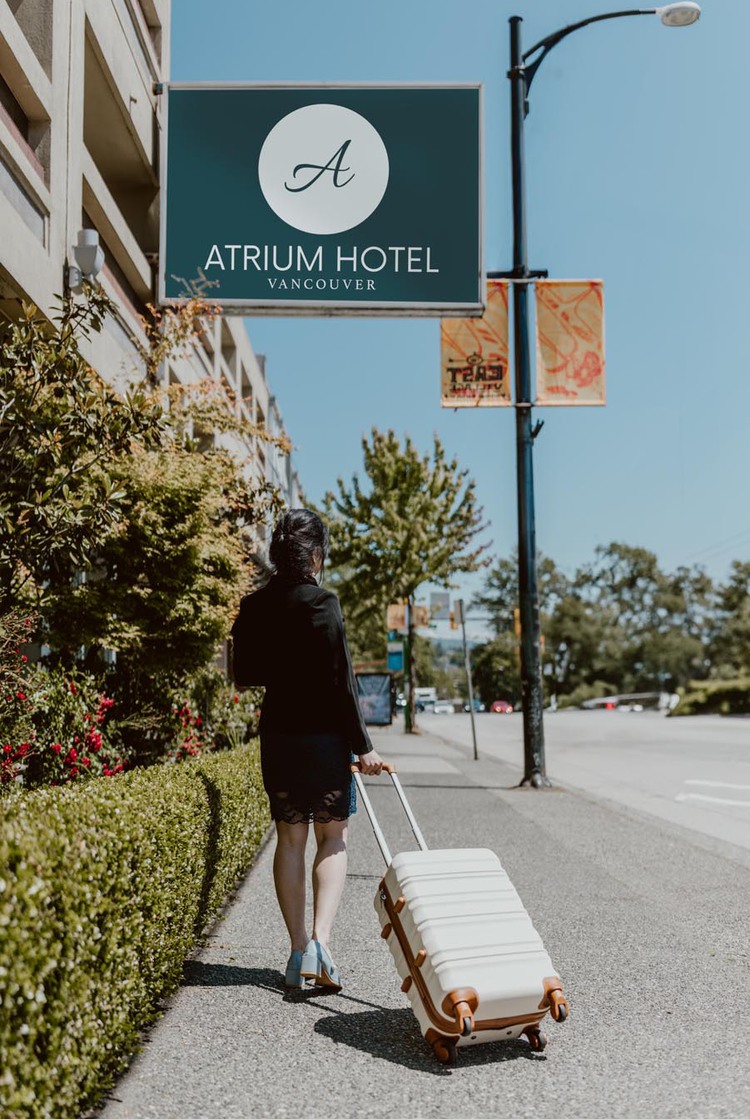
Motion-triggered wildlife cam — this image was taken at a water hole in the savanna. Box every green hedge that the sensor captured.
[670,677,750,717]
[0,741,271,1119]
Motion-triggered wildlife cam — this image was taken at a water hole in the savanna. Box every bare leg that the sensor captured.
[273,820,310,952]
[311,818,348,952]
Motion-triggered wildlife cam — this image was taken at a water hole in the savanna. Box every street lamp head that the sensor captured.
[656,3,701,26]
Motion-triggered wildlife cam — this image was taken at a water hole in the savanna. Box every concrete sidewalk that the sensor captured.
[97,727,750,1119]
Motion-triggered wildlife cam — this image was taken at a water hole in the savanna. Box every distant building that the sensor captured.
[0,0,298,505]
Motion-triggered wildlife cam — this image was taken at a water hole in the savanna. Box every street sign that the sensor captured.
[387,640,404,672]
[161,84,483,316]
[430,591,450,620]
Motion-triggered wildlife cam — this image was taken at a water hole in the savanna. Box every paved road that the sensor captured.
[97,725,750,1119]
[419,709,750,852]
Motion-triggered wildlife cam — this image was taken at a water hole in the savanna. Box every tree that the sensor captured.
[323,428,488,731]
[474,543,715,702]
[471,634,520,706]
[710,561,750,677]
[2,286,287,763]
[0,288,164,610]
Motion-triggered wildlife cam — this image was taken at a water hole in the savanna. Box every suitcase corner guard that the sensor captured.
[442,988,480,1037]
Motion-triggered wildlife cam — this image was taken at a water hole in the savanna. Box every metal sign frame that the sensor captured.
[159,82,484,317]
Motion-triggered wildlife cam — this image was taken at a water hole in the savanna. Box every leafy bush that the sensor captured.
[670,677,750,716]
[0,291,164,613]
[0,740,270,1119]
[1,662,124,789]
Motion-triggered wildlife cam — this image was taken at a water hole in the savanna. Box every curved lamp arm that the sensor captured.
[521,9,657,93]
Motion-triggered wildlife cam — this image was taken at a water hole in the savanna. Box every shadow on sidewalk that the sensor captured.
[182,961,387,1007]
[314,1009,543,1073]
[181,963,543,1073]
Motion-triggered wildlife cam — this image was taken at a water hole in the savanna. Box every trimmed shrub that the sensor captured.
[0,740,270,1119]
[670,677,750,717]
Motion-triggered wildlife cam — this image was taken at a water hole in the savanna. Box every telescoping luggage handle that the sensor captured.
[351,761,428,866]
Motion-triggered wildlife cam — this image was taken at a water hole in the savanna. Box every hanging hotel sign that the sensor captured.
[440,280,511,406]
[535,280,606,406]
[160,84,483,316]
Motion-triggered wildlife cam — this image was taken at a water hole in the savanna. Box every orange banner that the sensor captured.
[440,281,511,407]
[535,280,605,406]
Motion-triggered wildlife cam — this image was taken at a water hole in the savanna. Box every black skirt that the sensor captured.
[260,731,357,824]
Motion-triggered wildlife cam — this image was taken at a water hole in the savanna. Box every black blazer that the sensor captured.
[231,575,373,755]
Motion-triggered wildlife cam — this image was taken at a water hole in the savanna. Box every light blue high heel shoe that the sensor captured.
[300,939,343,991]
[284,949,305,989]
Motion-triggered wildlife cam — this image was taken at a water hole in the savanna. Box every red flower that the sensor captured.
[51,743,62,755]
[3,744,11,755]
[20,654,27,663]
[69,682,77,695]
[81,757,91,768]
[16,692,26,702]
[67,747,78,761]
[233,694,239,703]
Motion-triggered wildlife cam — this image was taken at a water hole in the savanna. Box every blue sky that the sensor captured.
[171,0,747,632]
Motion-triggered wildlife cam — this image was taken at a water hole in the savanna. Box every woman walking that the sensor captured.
[231,509,384,991]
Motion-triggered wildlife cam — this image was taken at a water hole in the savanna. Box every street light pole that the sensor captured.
[509,16,547,788]
[505,3,700,788]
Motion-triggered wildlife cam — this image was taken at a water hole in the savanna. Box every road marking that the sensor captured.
[684,779,750,790]
[676,793,750,808]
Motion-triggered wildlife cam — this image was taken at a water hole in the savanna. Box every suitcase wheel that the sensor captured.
[523,1025,548,1053]
[432,1037,459,1065]
[549,989,570,1023]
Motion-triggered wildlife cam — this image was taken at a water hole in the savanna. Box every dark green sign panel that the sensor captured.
[160,85,483,316]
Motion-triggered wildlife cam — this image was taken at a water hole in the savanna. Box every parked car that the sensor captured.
[463,699,486,713]
[433,699,456,715]
[490,700,514,714]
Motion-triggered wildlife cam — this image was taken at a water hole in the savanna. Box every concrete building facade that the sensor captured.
[0,0,298,506]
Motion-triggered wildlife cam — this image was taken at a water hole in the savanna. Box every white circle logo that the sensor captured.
[258,104,389,236]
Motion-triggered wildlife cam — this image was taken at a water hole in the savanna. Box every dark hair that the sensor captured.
[269,509,329,582]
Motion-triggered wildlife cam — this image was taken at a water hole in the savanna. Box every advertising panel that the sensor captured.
[161,85,483,316]
[356,673,393,726]
[440,280,511,406]
[535,280,606,406]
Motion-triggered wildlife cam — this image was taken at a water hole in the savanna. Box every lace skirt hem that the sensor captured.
[260,730,357,825]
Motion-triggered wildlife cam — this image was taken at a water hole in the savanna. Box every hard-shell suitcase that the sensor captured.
[352,762,569,1064]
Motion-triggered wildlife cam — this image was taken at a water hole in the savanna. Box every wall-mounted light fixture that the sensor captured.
[66,229,105,292]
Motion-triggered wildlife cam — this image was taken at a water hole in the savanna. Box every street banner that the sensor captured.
[412,605,431,628]
[440,280,511,406]
[387,641,404,672]
[161,85,483,316]
[430,591,450,620]
[535,280,605,406]
[386,603,406,632]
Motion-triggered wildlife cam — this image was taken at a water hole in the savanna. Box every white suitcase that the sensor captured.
[353,763,569,1064]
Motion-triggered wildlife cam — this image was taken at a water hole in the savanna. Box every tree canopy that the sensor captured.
[323,428,488,615]
[323,428,488,728]
[469,541,748,707]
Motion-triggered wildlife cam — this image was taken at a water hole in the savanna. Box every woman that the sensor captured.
[231,509,384,992]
